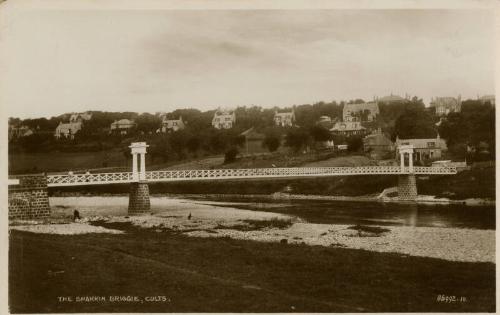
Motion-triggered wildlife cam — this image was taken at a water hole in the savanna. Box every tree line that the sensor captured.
[8,97,495,163]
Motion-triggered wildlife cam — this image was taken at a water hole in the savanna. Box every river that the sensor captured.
[50,195,495,230]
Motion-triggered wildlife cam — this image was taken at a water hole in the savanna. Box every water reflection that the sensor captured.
[192,197,495,230]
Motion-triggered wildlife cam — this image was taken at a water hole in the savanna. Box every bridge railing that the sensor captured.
[47,172,134,186]
[45,166,457,187]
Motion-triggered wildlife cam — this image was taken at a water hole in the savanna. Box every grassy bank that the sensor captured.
[9,226,495,313]
[419,166,495,200]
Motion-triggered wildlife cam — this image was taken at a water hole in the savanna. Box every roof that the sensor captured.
[111,119,136,127]
[364,132,393,146]
[56,122,82,132]
[395,137,447,150]
[343,102,379,114]
[274,111,294,117]
[431,97,460,106]
[214,109,235,116]
[479,95,495,101]
[330,121,366,132]
[377,94,406,103]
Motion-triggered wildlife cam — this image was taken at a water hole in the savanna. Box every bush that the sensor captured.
[224,147,239,164]
[262,133,281,152]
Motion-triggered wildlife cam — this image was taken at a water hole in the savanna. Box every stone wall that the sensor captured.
[8,174,50,220]
[398,174,418,201]
[128,182,150,215]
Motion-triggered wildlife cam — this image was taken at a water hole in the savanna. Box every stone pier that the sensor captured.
[8,174,51,220]
[398,174,418,201]
[128,142,151,215]
[128,182,151,215]
[397,144,418,201]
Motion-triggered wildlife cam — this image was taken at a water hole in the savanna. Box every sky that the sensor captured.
[0,7,496,119]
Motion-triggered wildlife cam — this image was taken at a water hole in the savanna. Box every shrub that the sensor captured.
[224,147,239,164]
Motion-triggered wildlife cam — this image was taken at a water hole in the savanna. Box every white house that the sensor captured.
[430,96,461,116]
[55,121,82,139]
[343,102,379,122]
[161,116,186,133]
[395,135,448,162]
[478,95,495,106]
[69,112,92,123]
[110,119,137,135]
[330,121,367,137]
[212,109,236,129]
[274,109,295,127]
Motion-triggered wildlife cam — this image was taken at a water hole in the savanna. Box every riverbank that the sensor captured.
[9,219,495,313]
[10,198,495,263]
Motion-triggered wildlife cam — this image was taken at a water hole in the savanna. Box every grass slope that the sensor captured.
[9,227,495,313]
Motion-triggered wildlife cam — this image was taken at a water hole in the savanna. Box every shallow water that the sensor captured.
[178,196,496,230]
[50,195,495,230]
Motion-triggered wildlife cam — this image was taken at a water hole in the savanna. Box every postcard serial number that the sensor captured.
[436,295,467,303]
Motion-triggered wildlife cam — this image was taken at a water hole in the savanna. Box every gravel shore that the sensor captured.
[10,196,494,263]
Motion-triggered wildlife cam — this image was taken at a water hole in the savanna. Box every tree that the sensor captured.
[438,101,495,160]
[285,128,310,152]
[224,147,239,164]
[393,99,437,140]
[262,132,281,152]
[186,137,201,155]
[347,136,363,152]
[309,125,331,142]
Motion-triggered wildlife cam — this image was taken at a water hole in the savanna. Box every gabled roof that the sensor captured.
[395,137,447,150]
[343,102,379,113]
[378,94,407,103]
[56,121,82,132]
[479,95,495,101]
[330,121,366,132]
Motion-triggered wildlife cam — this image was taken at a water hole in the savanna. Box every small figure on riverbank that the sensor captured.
[73,210,81,221]
[188,212,192,220]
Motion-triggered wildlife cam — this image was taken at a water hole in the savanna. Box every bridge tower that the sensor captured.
[397,145,417,201]
[128,142,151,215]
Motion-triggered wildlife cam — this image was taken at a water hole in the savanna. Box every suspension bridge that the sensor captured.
[8,142,457,219]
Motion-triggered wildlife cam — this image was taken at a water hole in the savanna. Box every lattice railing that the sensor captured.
[45,166,456,187]
[47,172,134,187]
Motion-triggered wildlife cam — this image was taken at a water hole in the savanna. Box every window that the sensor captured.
[427,142,435,148]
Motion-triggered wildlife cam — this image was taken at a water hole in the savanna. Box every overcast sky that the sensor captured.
[0,8,495,119]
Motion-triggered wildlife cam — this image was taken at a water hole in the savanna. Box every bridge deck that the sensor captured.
[42,166,457,187]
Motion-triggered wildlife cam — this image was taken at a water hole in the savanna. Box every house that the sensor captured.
[69,111,92,123]
[478,95,495,106]
[343,102,379,122]
[54,121,82,139]
[8,125,34,141]
[274,109,295,127]
[161,116,185,133]
[110,119,136,135]
[375,93,409,104]
[395,135,447,163]
[212,109,236,129]
[240,127,268,154]
[363,129,394,160]
[430,96,461,116]
[330,121,367,137]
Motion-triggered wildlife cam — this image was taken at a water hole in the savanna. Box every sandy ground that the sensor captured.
[9,196,495,264]
[10,222,124,235]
